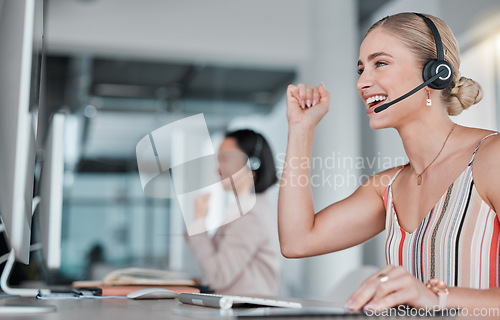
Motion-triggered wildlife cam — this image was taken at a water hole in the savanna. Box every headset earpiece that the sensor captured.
[249,157,261,171]
[415,13,454,90]
[249,135,263,171]
[423,60,453,89]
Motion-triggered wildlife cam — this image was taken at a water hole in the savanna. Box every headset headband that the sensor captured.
[414,13,444,61]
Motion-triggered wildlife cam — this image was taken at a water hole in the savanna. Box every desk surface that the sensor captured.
[0,296,457,319]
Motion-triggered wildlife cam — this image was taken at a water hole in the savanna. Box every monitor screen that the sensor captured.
[35,113,65,271]
[0,0,43,264]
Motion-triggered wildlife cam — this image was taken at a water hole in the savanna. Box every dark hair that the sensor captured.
[225,129,277,193]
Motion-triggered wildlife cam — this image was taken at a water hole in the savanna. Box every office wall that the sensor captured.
[452,38,498,131]
[441,0,500,45]
[46,0,310,67]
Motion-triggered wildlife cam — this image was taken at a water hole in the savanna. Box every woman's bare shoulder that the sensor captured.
[459,126,498,144]
[468,130,500,211]
[363,166,406,197]
[472,131,500,165]
[450,125,497,158]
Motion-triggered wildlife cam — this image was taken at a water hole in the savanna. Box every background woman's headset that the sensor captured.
[248,134,263,171]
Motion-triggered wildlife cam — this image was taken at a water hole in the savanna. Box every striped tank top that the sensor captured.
[384,132,499,289]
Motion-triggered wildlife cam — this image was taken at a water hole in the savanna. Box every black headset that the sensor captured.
[248,134,263,171]
[374,13,454,113]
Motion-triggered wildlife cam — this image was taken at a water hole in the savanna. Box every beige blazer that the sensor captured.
[185,193,281,296]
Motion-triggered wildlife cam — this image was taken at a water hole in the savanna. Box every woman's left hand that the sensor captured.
[194,193,211,220]
[345,265,438,312]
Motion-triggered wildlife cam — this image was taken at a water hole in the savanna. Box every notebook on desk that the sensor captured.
[72,267,199,296]
[101,267,197,286]
[72,282,200,297]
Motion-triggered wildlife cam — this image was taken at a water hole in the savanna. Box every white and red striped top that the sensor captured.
[384,132,499,289]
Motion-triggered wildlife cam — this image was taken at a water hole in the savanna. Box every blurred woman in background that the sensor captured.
[186,129,280,296]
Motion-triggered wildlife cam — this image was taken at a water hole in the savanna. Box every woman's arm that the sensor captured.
[278,83,391,258]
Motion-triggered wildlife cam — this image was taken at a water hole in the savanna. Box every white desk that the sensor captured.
[0,296,456,319]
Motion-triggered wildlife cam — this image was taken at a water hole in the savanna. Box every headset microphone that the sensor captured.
[374,68,448,113]
[374,13,453,113]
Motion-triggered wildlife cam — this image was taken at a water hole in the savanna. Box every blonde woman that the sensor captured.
[278,12,499,312]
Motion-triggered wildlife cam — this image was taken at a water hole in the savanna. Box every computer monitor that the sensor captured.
[0,0,48,299]
[0,0,41,262]
[35,113,66,271]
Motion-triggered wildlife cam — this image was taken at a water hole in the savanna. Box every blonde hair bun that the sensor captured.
[448,76,483,116]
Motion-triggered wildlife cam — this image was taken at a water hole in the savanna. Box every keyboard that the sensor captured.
[178,293,303,310]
